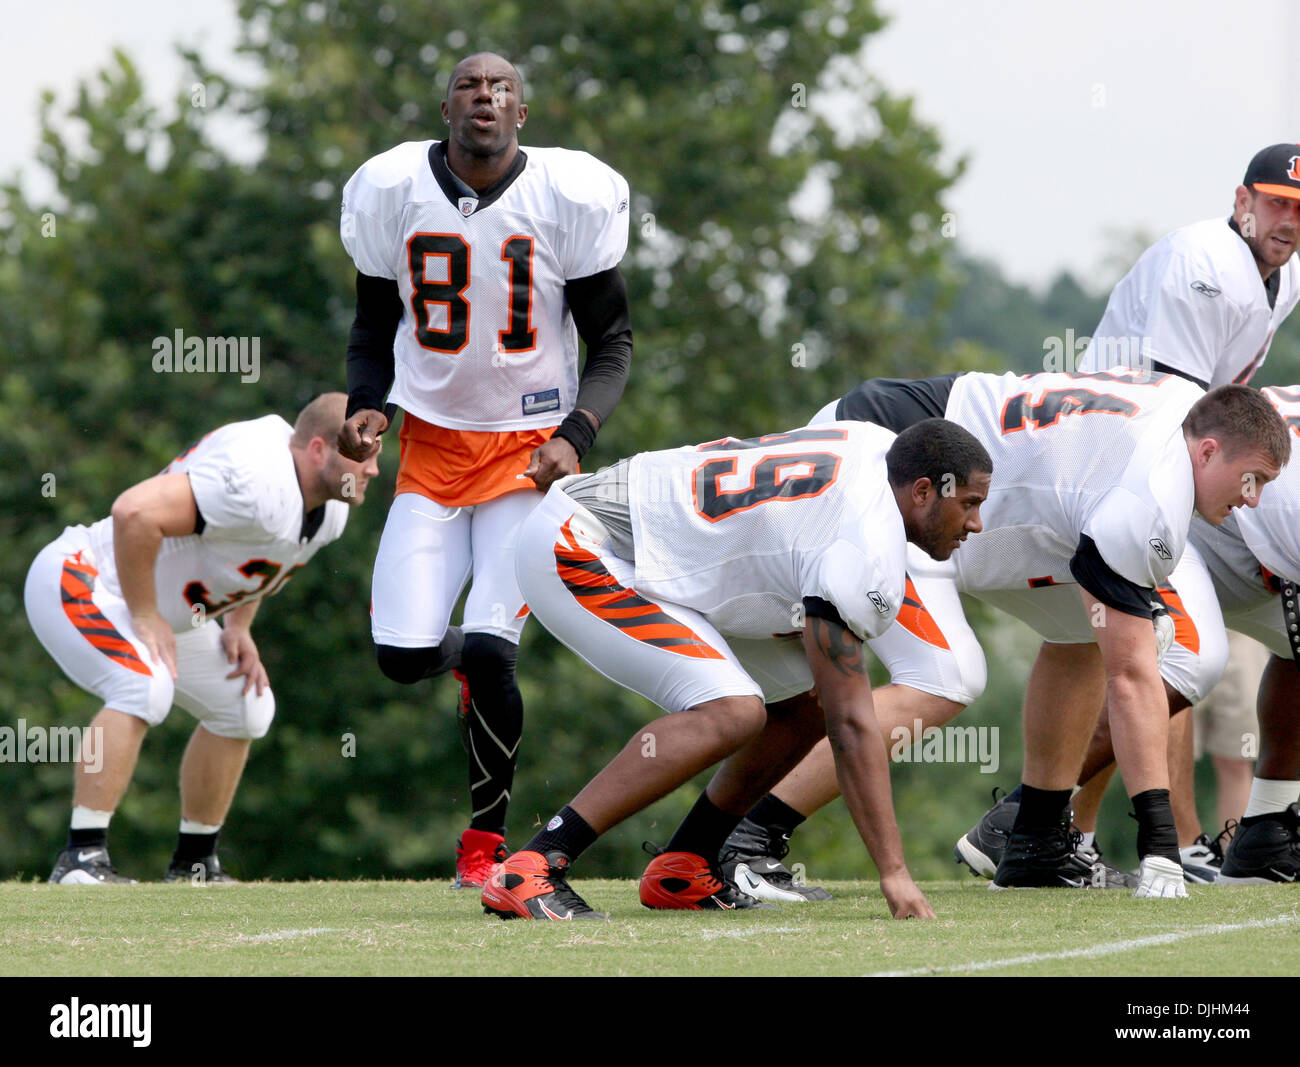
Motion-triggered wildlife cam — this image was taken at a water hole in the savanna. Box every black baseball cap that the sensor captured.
[1243,143,1300,201]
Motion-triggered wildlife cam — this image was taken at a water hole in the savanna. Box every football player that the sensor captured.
[720,372,1288,898]
[1028,385,1300,884]
[337,53,634,887]
[480,418,992,920]
[1055,143,1300,879]
[27,394,378,883]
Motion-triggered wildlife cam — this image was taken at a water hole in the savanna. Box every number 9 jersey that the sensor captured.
[341,140,630,431]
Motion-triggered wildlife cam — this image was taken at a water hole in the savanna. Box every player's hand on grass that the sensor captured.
[879,870,936,919]
[523,435,581,492]
[338,409,388,462]
[132,610,178,681]
[220,625,268,696]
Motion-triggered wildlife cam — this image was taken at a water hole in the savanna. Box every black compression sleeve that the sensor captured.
[563,266,633,427]
[802,596,849,630]
[1068,534,1157,619]
[345,272,403,419]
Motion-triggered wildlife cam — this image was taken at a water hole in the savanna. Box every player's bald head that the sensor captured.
[293,393,349,448]
[445,52,523,101]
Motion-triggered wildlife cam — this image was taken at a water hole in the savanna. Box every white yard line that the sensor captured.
[235,927,342,944]
[866,913,1298,976]
[696,926,805,940]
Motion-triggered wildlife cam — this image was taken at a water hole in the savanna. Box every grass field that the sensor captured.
[4,878,1297,977]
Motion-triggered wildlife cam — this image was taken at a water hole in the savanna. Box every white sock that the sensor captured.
[179,819,222,835]
[1078,830,1096,850]
[70,806,113,830]
[1243,778,1300,819]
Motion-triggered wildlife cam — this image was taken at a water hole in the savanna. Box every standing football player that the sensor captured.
[337,53,633,887]
[28,394,378,883]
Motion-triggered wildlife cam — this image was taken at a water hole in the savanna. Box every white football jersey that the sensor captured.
[946,371,1204,593]
[86,416,348,631]
[1228,385,1300,584]
[341,141,630,431]
[1079,218,1300,387]
[627,423,907,642]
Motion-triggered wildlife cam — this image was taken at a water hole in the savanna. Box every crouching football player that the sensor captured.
[480,418,991,920]
[26,394,378,884]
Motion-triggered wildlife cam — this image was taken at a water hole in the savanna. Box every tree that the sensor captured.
[2,0,979,881]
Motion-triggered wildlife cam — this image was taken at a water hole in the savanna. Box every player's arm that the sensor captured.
[339,271,401,461]
[220,599,268,696]
[1071,534,1172,798]
[111,472,200,680]
[800,597,934,919]
[525,266,634,491]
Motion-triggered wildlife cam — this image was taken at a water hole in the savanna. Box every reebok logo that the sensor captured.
[1190,280,1221,297]
[867,591,890,615]
[1149,538,1172,561]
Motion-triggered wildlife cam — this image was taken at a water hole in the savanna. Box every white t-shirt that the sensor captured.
[945,371,1204,592]
[1079,218,1300,387]
[341,141,630,431]
[627,423,907,642]
[87,416,348,631]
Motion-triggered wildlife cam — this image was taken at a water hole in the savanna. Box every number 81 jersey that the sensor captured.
[341,141,630,432]
[626,423,908,643]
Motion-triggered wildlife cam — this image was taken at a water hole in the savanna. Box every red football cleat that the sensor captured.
[639,847,767,910]
[481,850,606,920]
[453,828,508,890]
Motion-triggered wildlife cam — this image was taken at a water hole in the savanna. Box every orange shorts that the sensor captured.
[394,411,559,507]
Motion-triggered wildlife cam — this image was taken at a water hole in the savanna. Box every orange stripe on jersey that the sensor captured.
[1156,584,1200,655]
[59,555,153,677]
[394,410,558,507]
[554,520,725,660]
[895,576,950,650]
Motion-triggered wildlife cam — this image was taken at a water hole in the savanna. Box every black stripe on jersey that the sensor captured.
[427,141,529,213]
[300,504,326,543]
[1068,534,1157,619]
[835,374,963,430]
[1151,361,1208,390]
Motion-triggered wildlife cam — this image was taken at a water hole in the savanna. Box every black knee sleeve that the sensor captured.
[375,627,464,684]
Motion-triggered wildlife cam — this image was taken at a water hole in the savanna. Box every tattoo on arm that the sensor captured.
[809,615,867,677]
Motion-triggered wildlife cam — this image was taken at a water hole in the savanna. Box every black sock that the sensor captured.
[67,828,108,850]
[747,793,807,837]
[1006,783,1023,803]
[1130,789,1180,863]
[461,634,524,834]
[666,792,744,859]
[173,831,220,865]
[525,806,598,861]
[1013,784,1072,831]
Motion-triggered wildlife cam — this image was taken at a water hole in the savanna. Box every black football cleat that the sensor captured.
[719,817,831,903]
[1179,830,1227,885]
[991,816,1095,889]
[49,846,135,885]
[954,786,1018,878]
[1218,804,1300,885]
[164,854,239,884]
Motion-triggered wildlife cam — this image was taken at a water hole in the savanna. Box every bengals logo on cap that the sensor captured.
[1289,155,1300,182]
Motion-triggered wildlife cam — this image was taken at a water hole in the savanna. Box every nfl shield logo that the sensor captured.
[458,196,477,217]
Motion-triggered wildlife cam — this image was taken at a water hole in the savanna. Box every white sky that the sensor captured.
[2,0,1297,288]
